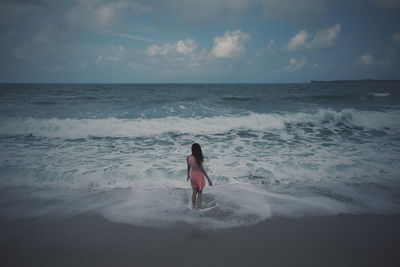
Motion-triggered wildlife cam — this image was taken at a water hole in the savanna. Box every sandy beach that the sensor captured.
[1,214,399,267]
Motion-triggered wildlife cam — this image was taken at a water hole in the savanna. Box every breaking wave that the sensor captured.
[368,92,390,97]
[1,109,399,138]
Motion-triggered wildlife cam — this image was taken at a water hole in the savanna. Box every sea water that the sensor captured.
[0,83,399,228]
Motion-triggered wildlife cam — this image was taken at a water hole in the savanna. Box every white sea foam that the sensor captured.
[368,92,390,97]
[0,182,355,228]
[1,108,400,229]
[1,109,399,138]
[0,113,284,138]
[0,128,399,229]
[2,175,397,229]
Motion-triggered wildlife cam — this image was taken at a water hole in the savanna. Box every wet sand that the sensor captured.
[1,214,399,267]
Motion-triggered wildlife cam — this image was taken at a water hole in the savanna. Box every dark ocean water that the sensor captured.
[0,82,399,228]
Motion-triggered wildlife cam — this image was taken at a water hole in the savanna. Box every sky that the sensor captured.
[0,0,400,83]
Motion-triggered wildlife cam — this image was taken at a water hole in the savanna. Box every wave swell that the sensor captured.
[1,109,399,138]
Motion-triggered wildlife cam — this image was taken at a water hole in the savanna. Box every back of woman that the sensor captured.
[186,143,212,210]
[187,154,201,172]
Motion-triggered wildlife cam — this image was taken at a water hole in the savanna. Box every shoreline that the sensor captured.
[1,214,399,266]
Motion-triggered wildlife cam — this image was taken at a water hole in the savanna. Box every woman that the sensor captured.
[187,143,212,210]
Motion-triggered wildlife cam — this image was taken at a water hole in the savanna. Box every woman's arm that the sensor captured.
[200,165,212,186]
[186,156,190,181]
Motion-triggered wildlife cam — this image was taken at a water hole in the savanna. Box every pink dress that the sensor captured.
[188,155,205,189]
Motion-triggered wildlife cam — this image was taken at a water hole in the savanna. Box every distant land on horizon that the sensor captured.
[1,79,400,84]
[310,79,400,83]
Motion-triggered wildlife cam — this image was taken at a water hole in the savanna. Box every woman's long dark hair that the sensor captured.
[191,143,204,165]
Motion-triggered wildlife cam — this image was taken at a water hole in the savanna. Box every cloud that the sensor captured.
[146,43,174,56]
[286,24,341,52]
[175,39,198,55]
[309,23,341,49]
[353,53,374,67]
[283,58,308,72]
[392,32,400,45]
[286,30,310,52]
[142,42,209,73]
[143,38,210,71]
[146,39,197,56]
[275,57,320,73]
[209,30,250,58]
[143,32,253,73]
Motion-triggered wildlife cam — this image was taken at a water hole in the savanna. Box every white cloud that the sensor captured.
[209,30,250,58]
[392,32,400,45]
[146,39,198,56]
[175,39,197,55]
[275,57,319,73]
[143,32,253,73]
[353,53,374,67]
[284,58,308,72]
[309,23,341,49]
[141,46,209,73]
[143,38,211,71]
[146,43,174,56]
[286,30,309,52]
[286,24,341,52]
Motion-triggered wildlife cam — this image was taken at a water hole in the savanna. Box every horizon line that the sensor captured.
[1,79,399,85]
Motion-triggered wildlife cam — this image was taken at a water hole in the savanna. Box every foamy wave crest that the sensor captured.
[368,92,390,97]
[1,109,399,138]
[289,109,400,132]
[0,114,285,138]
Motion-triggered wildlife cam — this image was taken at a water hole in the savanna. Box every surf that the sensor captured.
[1,109,399,139]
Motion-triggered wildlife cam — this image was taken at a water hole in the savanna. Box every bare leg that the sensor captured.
[197,189,203,210]
[192,188,197,207]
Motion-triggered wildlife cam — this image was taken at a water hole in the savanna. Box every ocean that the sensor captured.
[0,82,399,228]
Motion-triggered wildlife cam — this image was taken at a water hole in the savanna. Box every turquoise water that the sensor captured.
[1,83,400,228]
